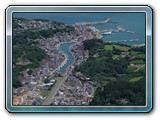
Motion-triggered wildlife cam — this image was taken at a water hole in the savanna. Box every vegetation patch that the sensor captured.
[41,90,49,97]
[113,45,129,51]
[76,39,146,106]
[130,60,145,64]
[93,74,116,86]
[130,76,144,82]
[127,66,137,72]
[132,54,145,59]
[104,45,113,51]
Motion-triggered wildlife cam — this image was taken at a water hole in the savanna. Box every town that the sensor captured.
[13,18,101,105]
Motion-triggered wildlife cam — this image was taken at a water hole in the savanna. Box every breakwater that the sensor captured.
[76,18,111,25]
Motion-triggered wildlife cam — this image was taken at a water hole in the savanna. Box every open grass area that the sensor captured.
[104,45,113,51]
[113,45,129,51]
[130,76,144,82]
[104,44,129,52]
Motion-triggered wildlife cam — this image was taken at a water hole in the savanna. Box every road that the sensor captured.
[42,77,64,105]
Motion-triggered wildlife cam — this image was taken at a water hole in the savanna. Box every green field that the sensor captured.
[113,45,129,51]
[104,44,129,52]
[130,76,144,82]
[104,45,113,51]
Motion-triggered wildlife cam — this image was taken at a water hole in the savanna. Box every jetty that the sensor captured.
[75,18,112,25]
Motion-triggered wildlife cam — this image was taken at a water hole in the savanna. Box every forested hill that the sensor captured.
[76,39,146,106]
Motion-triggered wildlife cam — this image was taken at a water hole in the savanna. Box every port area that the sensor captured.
[88,24,140,44]
[76,18,138,35]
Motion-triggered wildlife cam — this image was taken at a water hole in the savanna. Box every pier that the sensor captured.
[75,18,112,25]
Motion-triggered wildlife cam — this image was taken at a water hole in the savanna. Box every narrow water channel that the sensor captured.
[58,42,75,74]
